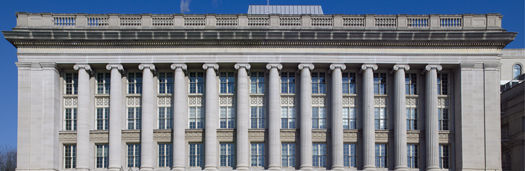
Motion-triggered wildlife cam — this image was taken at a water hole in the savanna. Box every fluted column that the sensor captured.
[171,64,188,171]
[425,65,442,171]
[234,64,251,170]
[330,64,346,171]
[361,64,378,171]
[106,64,124,171]
[73,64,91,171]
[393,64,410,171]
[203,64,219,171]
[298,63,314,170]
[266,64,283,170]
[139,64,155,171]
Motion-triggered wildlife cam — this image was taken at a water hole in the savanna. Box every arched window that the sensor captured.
[513,64,522,79]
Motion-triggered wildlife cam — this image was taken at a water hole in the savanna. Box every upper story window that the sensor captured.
[64,108,77,131]
[343,107,356,130]
[158,72,173,94]
[64,73,78,95]
[189,72,204,94]
[128,72,142,94]
[220,72,235,94]
[513,64,522,79]
[281,72,296,94]
[250,72,265,94]
[374,73,387,95]
[96,73,110,95]
[437,73,448,95]
[220,106,235,128]
[312,107,327,129]
[405,73,417,95]
[342,72,357,94]
[312,72,326,94]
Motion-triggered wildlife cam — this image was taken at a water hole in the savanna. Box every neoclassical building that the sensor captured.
[3,11,516,171]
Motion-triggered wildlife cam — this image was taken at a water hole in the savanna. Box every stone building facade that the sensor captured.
[3,12,516,171]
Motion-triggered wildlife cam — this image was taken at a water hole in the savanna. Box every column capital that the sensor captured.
[393,64,410,71]
[234,63,251,70]
[202,63,219,70]
[361,64,378,71]
[298,63,314,70]
[106,63,124,71]
[266,63,283,70]
[170,64,187,70]
[138,63,156,71]
[330,64,346,70]
[425,64,443,71]
[73,64,92,71]
[40,62,58,71]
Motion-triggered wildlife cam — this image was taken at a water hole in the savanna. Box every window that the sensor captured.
[220,143,235,167]
[158,72,174,94]
[437,73,448,95]
[220,72,235,94]
[189,143,203,167]
[96,144,109,168]
[64,144,76,169]
[281,72,295,94]
[220,106,235,128]
[127,144,141,168]
[189,72,204,94]
[343,107,356,129]
[438,108,449,130]
[251,143,265,167]
[342,72,357,94]
[313,143,327,167]
[407,107,417,130]
[513,64,522,79]
[64,108,77,131]
[281,143,296,167]
[96,107,109,130]
[64,73,78,95]
[344,143,356,167]
[158,143,173,167]
[128,72,142,94]
[407,144,418,168]
[189,106,204,129]
[375,107,387,130]
[250,72,265,94]
[405,73,417,95]
[312,107,327,129]
[96,73,110,94]
[127,107,141,130]
[374,73,387,95]
[312,72,326,94]
[158,107,172,129]
[251,106,265,129]
[281,107,296,129]
[439,144,449,169]
[375,144,387,168]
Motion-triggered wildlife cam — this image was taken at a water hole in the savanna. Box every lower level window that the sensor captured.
[158,107,173,129]
[375,107,387,130]
[96,144,109,168]
[127,107,141,130]
[438,108,449,130]
[127,144,141,168]
[251,143,265,167]
[312,107,327,129]
[189,143,203,167]
[220,106,235,128]
[96,107,109,130]
[281,143,295,167]
[344,143,356,167]
[64,108,77,131]
[407,144,418,168]
[158,143,173,167]
[312,143,326,167]
[439,144,449,169]
[220,143,235,167]
[64,144,76,168]
[281,106,296,129]
[375,144,387,168]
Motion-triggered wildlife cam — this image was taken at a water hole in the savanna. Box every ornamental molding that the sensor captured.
[73,63,92,71]
[106,63,124,71]
[138,63,156,71]
[393,64,410,71]
[202,63,219,70]
[329,64,347,71]
[298,63,314,70]
[361,64,378,71]
[64,97,78,107]
[250,96,264,106]
[266,64,283,70]
[234,63,251,70]
[170,63,187,70]
[425,64,443,71]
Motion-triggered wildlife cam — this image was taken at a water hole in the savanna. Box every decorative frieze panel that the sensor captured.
[312,96,326,106]
[281,96,295,106]
[343,130,358,142]
[312,130,327,142]
[95,97,109,107]
[59,131,77,143]
[407,97,418,107]
[374,96,387,106]
[188,96,202,106]
[248,130,265,142]
[342,96,356,106]
[439,131,453,143]
[375,131,390,142]
[89,131,109,143]
[157,96,172,106]
[217,130,234,142]
[438,97,449,108]
[219,96,233,106]
[63,97,78,107]
[280,130,296,142]
[154,130,172,142]
[186,130,203,142]
[407,131,421,143]
[250,96,264,106]
[122,130,140,142]
[127,96,141,107]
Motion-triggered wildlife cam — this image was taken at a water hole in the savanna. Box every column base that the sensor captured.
[76,168,90,171]
[363,166,376,171]
[426,167,441,171]
[139,167,153,171]
[268,166,281,171]
[108,168,121,171]
[300,166,313,171]
[332,165,345,171]
[236,166,249,171]
[394,166,409,171]
[171,166,185,171]
[204,166,217,171]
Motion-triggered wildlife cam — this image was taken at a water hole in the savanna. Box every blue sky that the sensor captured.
[0,0,523,147]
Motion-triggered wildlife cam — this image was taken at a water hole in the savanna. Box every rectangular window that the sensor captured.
[281,72,295,94]
[96,73,110,94]
[220,106,235,128]
[439,144,449,169]
[344,143,356,167]
[407,144,418,168]
[189,143,203,167]
[438,108,449,130]
[375,144,387,168]
[281,143,296,167]
[281,107,296,129]
[374,73,387,95]
[64,144,76,169]
[312,72,326,94]
[127,107,141,130]
[96,144,109,168]
[250,72,265,94]
[127,144,141,168]
[220,143,235,167]
[312,107,327,129]
[375,107,387,130]
[220,72,235,94]
[437,73,448,95]
[251,143,265,167]
[313,143,327,167]
[189,72,204,94]
[251,106,265,129]
[128,72,142,94]
[189,106,204,129]
[158,107,173,129]
[158,143,173,167]
[158,72,174,94]
[64,108,77,131]
[342,72,357,94]
[64,73,78,95]
[96,107,109,130]
[406,73,417,95]
[343,107,356,129]
[407,107,417,130]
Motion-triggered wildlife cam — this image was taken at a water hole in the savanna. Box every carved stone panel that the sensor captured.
[186,129,203,142]
[343,130,358,142]
[64,97,78,108]
[217,129,234,142]
[249,129,266,142]
[157,96,172,106]
[280,130,296,142]
[312,130,327,142]
[250,96,264,106]
[95,97,109,107]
